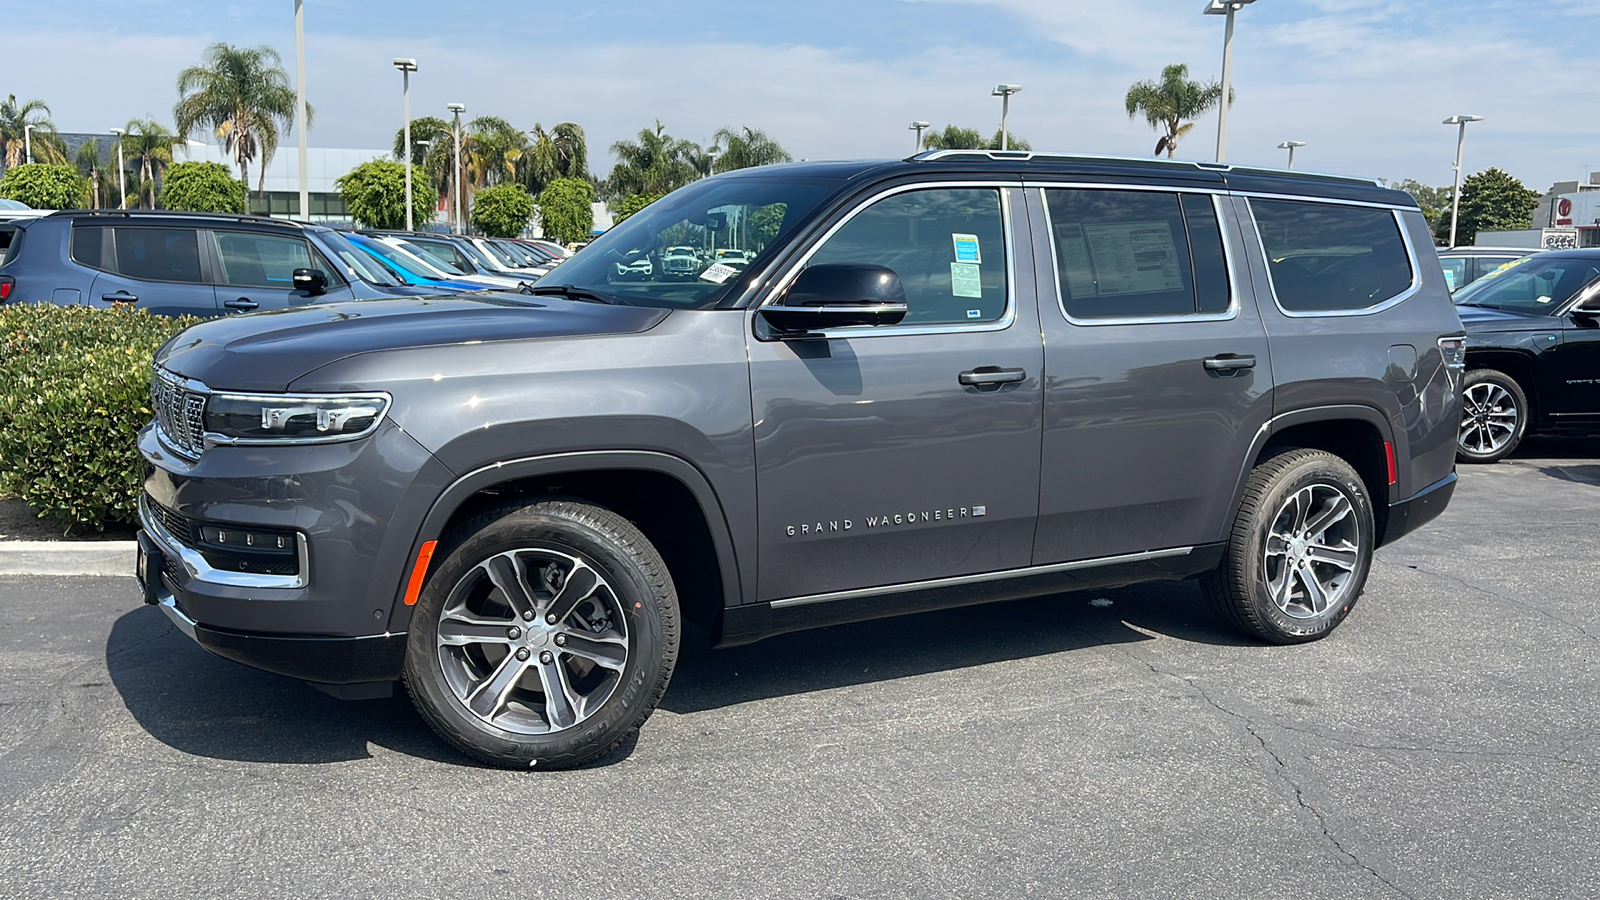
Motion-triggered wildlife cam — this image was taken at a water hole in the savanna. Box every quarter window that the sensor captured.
[214,232,314,288]
[111,227,203,283]
[1045,189,1230,319]
[806,187,1007,326]
[1250,199,1414,312]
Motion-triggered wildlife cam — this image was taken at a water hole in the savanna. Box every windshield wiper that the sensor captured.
[523,284,627,305]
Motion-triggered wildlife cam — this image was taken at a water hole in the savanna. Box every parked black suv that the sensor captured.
[1453,249,1600,461]
[135,152,1464,768]
[0,210,437,317]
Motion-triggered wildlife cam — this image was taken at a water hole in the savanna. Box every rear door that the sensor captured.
[1029,184,1274,564]
[81,224,218,317]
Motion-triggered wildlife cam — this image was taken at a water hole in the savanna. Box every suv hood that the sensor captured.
[156,294,670,392]
[1455,304,1562,333]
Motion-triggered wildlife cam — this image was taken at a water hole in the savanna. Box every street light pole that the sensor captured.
[23,124,33,165]
[1277,140,1306,169]
[909,120,930,154]
[447,102,465,234]
[294,0,309,222]
[109,128,127,209]
[393,58,419,231]
[1204,0,1256,163]
[1444,115,1484,248]
[991,85,1021,150]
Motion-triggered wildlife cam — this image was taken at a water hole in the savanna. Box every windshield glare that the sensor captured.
[1454,255,1600,314]
[321,230,401,286]
[548,176,833,309]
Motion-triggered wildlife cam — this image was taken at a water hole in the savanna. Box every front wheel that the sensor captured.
[1203,449,1374,644]
[403,499,679,769]
[1457,368,1528,463]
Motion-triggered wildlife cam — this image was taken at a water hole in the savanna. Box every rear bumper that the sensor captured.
[1378,471,1456,547]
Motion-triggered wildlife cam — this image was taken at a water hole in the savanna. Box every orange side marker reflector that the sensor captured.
[403,540,438,606]
[1384,441,1397,485]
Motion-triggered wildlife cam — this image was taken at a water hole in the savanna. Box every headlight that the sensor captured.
[204,392,392,444]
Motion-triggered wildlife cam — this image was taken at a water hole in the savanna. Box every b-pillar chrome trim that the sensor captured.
[769,546,1194,609]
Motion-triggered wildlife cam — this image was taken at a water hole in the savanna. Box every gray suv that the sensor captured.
[136,152,1465,768]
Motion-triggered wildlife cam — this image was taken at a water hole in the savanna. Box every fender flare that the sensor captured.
[1225,405,1401,523]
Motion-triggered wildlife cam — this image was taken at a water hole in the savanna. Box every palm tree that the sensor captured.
[74,141,119,209]
[120,118,180,209]
[605,121,701,200]
[710,126,791,173]
[174,43,312,196]
[919,125,985,151]
[0,95,65,167]
[1124,63,1227,159]
[522,122,588,195]
[463,116,527,189]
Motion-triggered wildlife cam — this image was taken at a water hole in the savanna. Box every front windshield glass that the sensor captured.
[546,175,834,309]
[360,236,452,279]
[320,230,402,286]
[1453,255,1600,314]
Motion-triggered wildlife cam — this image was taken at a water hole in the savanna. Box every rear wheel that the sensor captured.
[1203,449,1374,644]
[1457,368,1528,463]
[403,499,678,768]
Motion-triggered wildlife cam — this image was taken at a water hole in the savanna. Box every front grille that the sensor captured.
[146,496,196,546]
[151,369,207,459]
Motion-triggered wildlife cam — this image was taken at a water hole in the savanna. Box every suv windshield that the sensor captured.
[1453,255,1600,314]
[548,175,834,309]
[320,230,403,287]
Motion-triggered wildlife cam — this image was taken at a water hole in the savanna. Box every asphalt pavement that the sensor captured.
[1,437,1597,899]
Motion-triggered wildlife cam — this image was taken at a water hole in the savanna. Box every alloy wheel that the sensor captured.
[1261,484,1361,620]
[1460,382,1520,457]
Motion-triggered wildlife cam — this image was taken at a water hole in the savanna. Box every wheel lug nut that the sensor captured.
[554,634,566,646]
[507,627,521,639]
[546,613,558,624]
[522,610,535,622]
[539,651,554,664]
[514,648,531,661]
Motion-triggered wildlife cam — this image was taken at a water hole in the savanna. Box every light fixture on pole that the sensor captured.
[109,127,127,209]
[393,57,419,231]
[1444,114,1484,248]
[909,120,930,154]
[447,102,465,234]
[294,0,309,222]
[23,124,34,165]
[1277,140,1306,169]
[991,85,1022,151]
[1203,0,1256,163]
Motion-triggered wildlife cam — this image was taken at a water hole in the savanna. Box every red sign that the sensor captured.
[1557,197,1573,225]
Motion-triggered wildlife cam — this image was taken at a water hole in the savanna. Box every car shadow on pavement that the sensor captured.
[106,606,463,766]
[661,578,1253,715]
[1504,435,1600,486]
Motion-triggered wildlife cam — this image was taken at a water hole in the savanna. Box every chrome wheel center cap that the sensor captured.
[529,630,550,648]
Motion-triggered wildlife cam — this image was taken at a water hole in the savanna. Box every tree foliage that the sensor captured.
[606,121,701,202]
[0,163,88,210]
[120,118,180,209]
[74,140,120,209]
[336,159,438,230]
[1447,167,1541,246]
[918,125,1030,152]
[174,43,312,195]
[614,193,663,224]
[523,122,589,196]
[537,178,595,244]
[0,94,65,167]
[159,161,247,213]
[1124,63,1227,158]
[472,183,536,237]
[1389,178,1451,234]
[712,126,791,173]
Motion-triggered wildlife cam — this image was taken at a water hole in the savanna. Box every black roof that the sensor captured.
[43,208,316,231]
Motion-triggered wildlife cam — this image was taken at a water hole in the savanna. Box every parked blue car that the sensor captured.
[344,232,502,292]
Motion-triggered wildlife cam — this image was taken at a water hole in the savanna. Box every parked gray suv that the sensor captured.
[136,152,1465,768]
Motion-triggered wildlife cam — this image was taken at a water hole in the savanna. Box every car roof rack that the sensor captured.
[907,149,1385,188]
[44,208,306,229]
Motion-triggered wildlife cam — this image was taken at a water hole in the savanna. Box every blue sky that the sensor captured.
[8,0,1598,191]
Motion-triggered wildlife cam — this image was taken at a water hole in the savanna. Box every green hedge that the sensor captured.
[0,304,198,531]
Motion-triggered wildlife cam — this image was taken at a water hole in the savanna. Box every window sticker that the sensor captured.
[698,263,738,284]
[1442,268,1457,291]
[952,233,982,264]
[1082,221,1183,295]
[1057,225,1097,297]
[951,262,983,298]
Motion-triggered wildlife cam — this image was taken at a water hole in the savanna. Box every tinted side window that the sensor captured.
[214,231,313,288]
[807,188,1007,326]
[1250,199,1413,312]
[1046,189,1229,319]
[413,240,470,272]
[112,227,203,283]
[71,224,109,270]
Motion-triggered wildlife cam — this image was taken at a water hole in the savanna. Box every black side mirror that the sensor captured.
[293,268,328,296]
[759,264,909,336]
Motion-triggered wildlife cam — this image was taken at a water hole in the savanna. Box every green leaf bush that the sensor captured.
[0,304,198,531]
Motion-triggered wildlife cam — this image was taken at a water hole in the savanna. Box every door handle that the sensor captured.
[224,297,260,311]
[1203,355,1256,371]
[101,291,138,304]
[959,366,1027,386]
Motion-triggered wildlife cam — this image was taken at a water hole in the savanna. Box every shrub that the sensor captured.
[472,183,536,237]
[160,161,248,213]
[0,163,90,210]
[613,192,662,224]
[336,159,438,230]
[0,305,198,531]
[536,178,595,245]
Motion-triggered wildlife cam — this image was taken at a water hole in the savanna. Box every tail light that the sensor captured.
[1438,334,1466,370]
[0,276,13,302]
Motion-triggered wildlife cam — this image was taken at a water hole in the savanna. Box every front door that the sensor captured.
[748,184,1044,603]
[209,230,349,313]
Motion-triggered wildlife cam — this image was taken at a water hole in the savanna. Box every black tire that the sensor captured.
[1457,368,1529,464]
[1202,449,1374,644]
[403,498,679,769]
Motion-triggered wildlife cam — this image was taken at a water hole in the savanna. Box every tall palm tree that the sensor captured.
[0,95,65,167]
[522,122,588,195]
[605,121,701,200]
[120,118,180,209]
[74,141,119,209]
[1124,63,1227,159]
[174,43,312,196]
[463,116,527,189]
[710,126,791,173]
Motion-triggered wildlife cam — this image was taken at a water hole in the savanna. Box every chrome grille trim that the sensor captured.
[151,368,208,459]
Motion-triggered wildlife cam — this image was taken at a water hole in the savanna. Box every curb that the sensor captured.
[0,541,136,577]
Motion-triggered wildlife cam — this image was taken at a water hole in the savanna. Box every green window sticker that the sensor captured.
[951,262,982,298]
